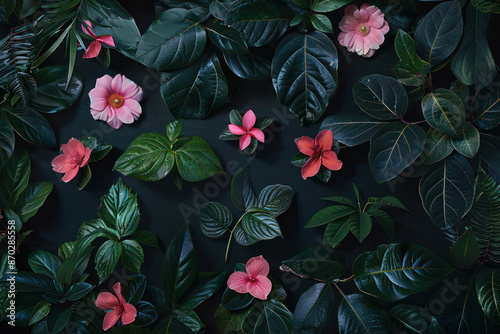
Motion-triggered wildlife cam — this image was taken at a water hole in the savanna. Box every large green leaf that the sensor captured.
[136,9,206,71]
[450,228,480,269]
[353,74,408,120]
[1,107,56,148]
[389,304,446,334]
[114,133,175,181]
[421,89,466,137]
[29,301,51,326]
[473,76,500,130]
[210,0,236,20]
[241,300,293,334]
[223,51,271,81]
[198,201,233,238]
[13,181,53,222]
[369,122,426,183]
[0,115,14,167]
[28,251,61,278]
[421,128,453,164]
[222,286,255,311]
[175,136,223,182]
[178,270,226,310]
[311,0,352,12]
[348,212,372,243]
[272,31,338,125]
[95,239,122,284]
[257,184,294,217]
[451,123,480,158]
[338,294,391,334]
[392,30,430,87]
[451,4,496,88]
[414,0,463,67]
[471,0,500,15]
[0,150,30,206]
[320,115,387,147]
[293,283,334,334]
[161,52,228,119]
[241,211,282,241]
[281,245,345,281]
[161,224,198,310]
[419,153,475,229]
[205,19,248,55]
[8,272,55,292]
[353,243,454,301]
[215,305,250,333]
[225,0,292,47]
[476,268,500,325]
[30,65,83,113]
[305,205,357,228]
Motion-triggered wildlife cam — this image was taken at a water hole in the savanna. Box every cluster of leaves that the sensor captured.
[114,120,223,190]
[219,109,273,155]
[198,166,294,260]
[305,183,408,246]
[321,0,500,231]
[280,243,454,333]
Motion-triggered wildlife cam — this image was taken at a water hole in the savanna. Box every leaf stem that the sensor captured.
[225,212,247,262]
[337,275,354,283]
[333,281,347,299]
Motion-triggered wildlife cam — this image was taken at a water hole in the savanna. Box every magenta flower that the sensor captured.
[95,282,137,331]
[296,130,343,180]
[89,74,143,129]
[81,20,115,59]
[227,255,272,300]
[51,138,91,182]
[338,4,389,58]
[228,110,265,150]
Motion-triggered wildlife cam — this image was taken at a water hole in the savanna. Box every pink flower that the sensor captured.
[227,255,272,300]
[81,20,115,59]
[338,4,389,58]
[228,110,265,150]
[51,138,91,182]
[95,282,137,331]
[89,74,143,129]
[296,130,343,180]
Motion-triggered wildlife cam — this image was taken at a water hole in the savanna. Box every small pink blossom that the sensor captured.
[228,110,265,150]
[227,255,272,300]
[95,282,137,331]
[338,4,390,58]
[89,74,143,129]
[81,20,115,59]
[51,138,91,182]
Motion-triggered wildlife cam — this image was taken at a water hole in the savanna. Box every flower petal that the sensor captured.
[247,275,272,300]
[122,99,142,119]
[96,35,115,47]
[67,138,86,158]
[95,292,120,311]
[80,147,91,167]
[121,303,137,325]
[107,114,123,129]
[119,77,141,99]
[102,309,121,331]
[239,133,251,150]
[83,41,101,59]
[321,150,343,171]
[248,128,265,143]
[242,110,256,130]
[245,255,269,277]
[95,75,113,90]
[228,124,247,136]
[81,20,96,38]
[51,155,74,173]
[115,106,135,124]
[344,4,357,16]
[112,282,127,306]
[301,156,321,180]
[315,130,333,153]
[62,167,79,183]
[296,136,316,156]
[227,271,251,294]
[111,74,125,95]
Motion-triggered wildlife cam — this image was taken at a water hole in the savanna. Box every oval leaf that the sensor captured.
[320,114,388,147]
[293,283,335,334]
[198,201,233,238]
[451,123,480,158]
[257,184,294,217]
[422,89,466,137]
[241,211,282,241]
[223,51,271,81]
[421,128,453,164]
[205,19,248,55]
[175,136,223,182]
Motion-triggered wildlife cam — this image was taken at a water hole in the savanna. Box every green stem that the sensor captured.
[361,203,369,212]
[337,275,354,283]
[225,212,247,262]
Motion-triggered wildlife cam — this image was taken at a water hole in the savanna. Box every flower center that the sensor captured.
[108,94,124,108]
[357,24,370,36]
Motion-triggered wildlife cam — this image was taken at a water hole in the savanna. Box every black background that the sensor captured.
[4,0,500,333]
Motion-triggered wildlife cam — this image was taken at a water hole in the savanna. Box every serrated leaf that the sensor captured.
[95,240,122,284]
[198,201,233,238]
[175,136,223,182]
[121,239,144,273]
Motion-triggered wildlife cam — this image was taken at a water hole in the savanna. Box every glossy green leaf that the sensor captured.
[367,209,395,240]
[79,137,113,163]
[392,30,430,86]
[0,115,15,167]
[353,74,408,120]
[311,0,352,12]
[161,52,229,119]
[215,305,251,333]
[241,300,293,334]
[473,76,500,130]
[414,0,463,67]
[1,107,56,148]
[369,122,426,183]
[338,294,391,334]
[66,282,93,301]
[353,243,454,301]
[222,286,254,311]
[205,19,248,55]
[389,304,446,334]
[305,205,356,228]
[175,135,223,182]
[198,201,233,238]
[136,9,206,71]
[366,196,407,210]
[272,31,338,125]
[310,14,333,33]
[29,301,51,325]
[114,133,175,181]
[28,251,61,278]
[257,184,294,217]
[281,245,345,281]
[320,114,388,146]
[178,270,226,310]
[419,153,475,229]
[95,240,122,284]
[0,149,30,206]
[471,0,500,13]
[72,164,91,191]
[233,224,258,246]
[422,89,466,137]
[421,128,453,164]
[323,216,351,247]
[134,301,158,327]
[451,123,480,158]
[166,120,183,142]
[225,0,292,47]
[223,51,271,81]
[231,165,257,211]
[121,274,146,306]
[320,196,356,207]
[209,0,236,20]
[121,239,144,273]
[293,283,335,334]
[476,268,500,325]
[348,212,372,243]
[450,228,480,269]
[241,211,282,241]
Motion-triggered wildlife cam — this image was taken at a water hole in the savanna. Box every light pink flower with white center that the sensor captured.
[89,74,143,129]
[228,110,265,150]
[51,138,91,182]
[338,4,390,58]
[227,255,272,300]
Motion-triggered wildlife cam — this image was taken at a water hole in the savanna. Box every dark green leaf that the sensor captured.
[222,286,254,311]
[66,282,93,301]
[231,165,257,211]
[419,153,475,229]
[178,271,226,310]
[121,274,146,305]
[348,212,372,243]
[421,128,453,164]
[257,184,294,217]
[366,196,408,210]
[79,137,113,162]
[73,164,91,190]
[320,114,388,146]
[392,30,430,87]
[29,301,51,325]
[134,301,158,327]
[209,0,236,20]
[0,115,14,167]
[471,0,500,13]
[132,230,160,249]
[1,108,56,148]
[233,224,258,246]
[389,304,446,334]
[367,209,395,240]
[353,243,454,301]
[473,76,500,130]
[215,305,250,333]
[422,89,466,137]
[311,0,352,12]
[450,228,480,269]
[338,294,391,334]
[272,31,338,125]
[241,211,282,241]
[320,196,356,207]
[305,205,356,228]
[241,300,293,334]
[10,271,56,293]
[293,283,335,334]
[95,240,122,284]
[198,201,233,238]
[323,216,351,247]
[28,251,61,278]
[223,51,271,81]
[166,120,183,142]
[0,149,30,205]
[206,19,248,55]
[476,268,500,325]
[175,136,223,182]
[310,14,333,33]
[152,314,194,334]
[451,123,480,158]
[479,135,500,180]
[121,239,144,273]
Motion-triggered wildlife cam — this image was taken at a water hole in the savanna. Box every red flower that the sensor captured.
[228,110,265,150]
[81,20,115,59]
[51,138,91,182]
[95,282,137,331]
[227,255,272,300]
[296,130,343,180]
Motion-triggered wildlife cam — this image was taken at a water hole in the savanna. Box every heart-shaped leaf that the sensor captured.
[257,184,294,217]
[198,201,233,238]
[272,31,338,125]
[451,123,480,158]
[338,294,391,334]
[320,114,388,147]
[175,135,223,182]
[241,211,282,241]
[293,283,335,333]
[422,89,466,137]
[421,128,454,164]
[476,268,500,325]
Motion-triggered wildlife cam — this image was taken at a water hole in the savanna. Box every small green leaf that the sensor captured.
[450,228,480,269]
[305,205,357,228]
[451,123,480,158]
[29,301,50,325]
[132,230,160,249]
[310,14,334,34]
[222,287,254,311]
[121,239,144,273]
[421,128,454,164]
[392,30,430,86]
[366,196,408,210]
[422,89,465,137]
[166,120,183,142]
[175,136,223,182]
[198,201,233,239]
[95,240,122,284]
[348,212,372,243]
[323,216,351,247]
[241,211,282,241]
[257,184,294,217]
[311,0,352,12]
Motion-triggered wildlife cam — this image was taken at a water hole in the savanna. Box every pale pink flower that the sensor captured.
[81,20,115,59]
[95,282,137,331]
[228,110,265,150]
[51,138,91,182]
[338,4,390,58]
[89,74,143,129]
[227,255,272,300]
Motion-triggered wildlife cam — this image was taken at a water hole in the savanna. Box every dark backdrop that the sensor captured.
[4,1,500,333]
